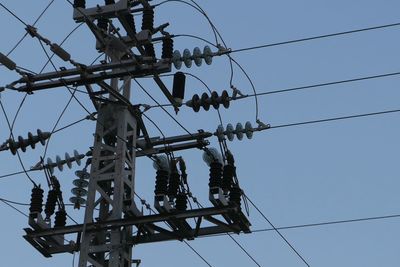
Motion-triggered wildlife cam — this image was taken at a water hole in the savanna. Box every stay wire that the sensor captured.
[5,0,55,58]
[36,39,80,161]
[0,3,28,26]
[244,194,311,267]
[230,22,400,54]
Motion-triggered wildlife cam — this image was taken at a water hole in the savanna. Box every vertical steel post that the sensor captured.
[78,70,138,266]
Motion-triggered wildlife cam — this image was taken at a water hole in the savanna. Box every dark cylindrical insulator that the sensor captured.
[229,186,242,209]
[105,0,115,4]
[73,0,86,8]
[124,13,136,34]
[54,210,67,228]
[172,72,186,103]
[141,8,154,32]
[222,164,235,191]
[44,189,58,219]
[97,18,109,31]
[168,170,180,198]
[29,187,44,214]
[175,193,188,211]
[154,170,169,195]
[162,37,174,59]
[144,43,156,60]
[209,162,223,188]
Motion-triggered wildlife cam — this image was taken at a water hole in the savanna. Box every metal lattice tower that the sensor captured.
[79,78,138,266]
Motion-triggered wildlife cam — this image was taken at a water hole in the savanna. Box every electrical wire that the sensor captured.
[270,108,400,130]
[0,3,28,26]
[5,0,55,58]
[240,71,400,99]
[0,170,36,179]
[0,99,37,186]
[0,198,29,218]
[230,22,400,54]
[145,70,400,110]
[244,194,311,267]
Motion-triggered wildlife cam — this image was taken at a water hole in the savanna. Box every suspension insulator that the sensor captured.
[209,162,223,188]
[44,189,58,220]
[229,186,242,209]
[172,72,186,104]
[191,94,201,112]
[222,164,235,192]
[46,150,84,173]
[54,209,67,228]
[29,186,44,214]
[193,47,202,66]
[168,169,180,199]
[105,0,115,4]
[200,93,210,111]
[73,0,86,8]
[175,193,188,211]
[141,8,154,33]
[8,129,50,155]
[220,90,230,109]
[182,49,192,68]
[123,13,137,34]
[144,43,156,60]
[172,50,182,69]
[154,170,169,195]
[97,18,109,31]
[162,37,174,59]
[186,90,230,113]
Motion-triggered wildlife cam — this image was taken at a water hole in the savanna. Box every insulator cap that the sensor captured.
[30,186,44,214]
[73,0,86,9]
[54,209,67,228]
[193,47,202,66]
[155,170,169,195]
[172,72,186,104]
[222,165,235,191]
[183,49,192,68]
[141,8,154,32]
[8,129,50,155]
[209,162,223,188]
[175,193,188,211]
[162,37,174,59]
[97,18,109,31]
[229,186,242,209]
[168,170,180,198]
[123,13,136,34]
[172,50,182,69]
[44,189,58,220]
[144,43,156,61]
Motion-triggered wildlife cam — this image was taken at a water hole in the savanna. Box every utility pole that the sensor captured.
[0,0,268,266]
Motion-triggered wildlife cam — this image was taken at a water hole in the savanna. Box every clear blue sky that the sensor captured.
[0,0,400,266]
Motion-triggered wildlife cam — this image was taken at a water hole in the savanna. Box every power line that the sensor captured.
[0,198,28,218]
[242,71,400,98]
[270,108,400,130]
[251,214,400,233]
[230,22,400,54]
[244,194,311,267]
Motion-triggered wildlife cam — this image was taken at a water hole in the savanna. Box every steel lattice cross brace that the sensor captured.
[79,101,139,267]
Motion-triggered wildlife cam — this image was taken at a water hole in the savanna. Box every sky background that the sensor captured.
[0,0,400,266]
